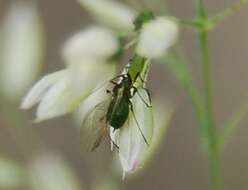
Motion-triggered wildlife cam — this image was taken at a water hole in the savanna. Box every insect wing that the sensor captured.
[80,101,110,152]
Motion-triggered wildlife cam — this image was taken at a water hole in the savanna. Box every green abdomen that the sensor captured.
[107,97,129,130]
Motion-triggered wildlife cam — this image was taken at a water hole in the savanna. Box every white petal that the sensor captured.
[28,152,82,190]
[1,2,44,99]
[78,0,136,31]
[118,89,154,176]
[68,58,115,94]
[136,17,179,59]
[36,77,83,122]
[62,26,118,63]
[21,70,67,110]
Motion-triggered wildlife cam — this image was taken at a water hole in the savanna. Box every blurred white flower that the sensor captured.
[78,0,136,32]
[136,17,179,59]
[0,158,24,189]
[28,152,83,190]
[0,2,44,100]
[110,88,154,178]
[62,27,118,63]
[21,27,118,122]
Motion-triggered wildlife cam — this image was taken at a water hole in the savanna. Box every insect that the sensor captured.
[106,72,151,143]
[81,63,151,152]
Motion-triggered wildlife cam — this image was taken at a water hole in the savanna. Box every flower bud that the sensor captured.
[62,26,119,64]
[78,0,136,32]
[136,17,178,59]
[1,2,44,100]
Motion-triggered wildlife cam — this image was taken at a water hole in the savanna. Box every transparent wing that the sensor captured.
[80,100,110,152]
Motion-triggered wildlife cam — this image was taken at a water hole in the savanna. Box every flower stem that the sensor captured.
[198,29,222,190]
[164,49,206,137]
[211,0,248,26]
[196,1,223,190]
[219,95,248,149]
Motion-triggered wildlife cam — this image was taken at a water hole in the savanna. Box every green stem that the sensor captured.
[219,96,248,149]
[164,51,206,136]
[196,1,222,189]
[198,24,222,190]
[211,0,248,26]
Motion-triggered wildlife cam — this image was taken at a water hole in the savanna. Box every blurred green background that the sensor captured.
[0,0,248,189]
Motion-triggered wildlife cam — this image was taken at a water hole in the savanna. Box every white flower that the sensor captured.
[136,17,179,59]
[21,70,67,110]
[0,158,24,189]
[28,152,83,190]
[21,27,117,122]
[110,89,154,177]
[78,0,136,32]
[62,26,118,63]
[0,2,44,100]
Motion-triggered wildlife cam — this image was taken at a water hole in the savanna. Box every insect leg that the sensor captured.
[106,132,119,152]
[129,101,149,146]
[124,64,130,73]
[131,86,152,108]
[140,87,152,107]
[133,72,141,82]
[110,74,126,84]
[131,72,152,107]
[106,89,115,97]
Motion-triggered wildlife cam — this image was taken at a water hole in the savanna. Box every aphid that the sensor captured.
[81,61,151,151]
[106,73,151,145]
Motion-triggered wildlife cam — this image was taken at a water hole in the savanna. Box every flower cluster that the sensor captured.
[22,0,179,176]
[21,26,117,121]
[0,2,44,101]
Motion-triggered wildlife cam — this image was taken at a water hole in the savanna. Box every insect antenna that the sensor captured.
[129,102,149,146]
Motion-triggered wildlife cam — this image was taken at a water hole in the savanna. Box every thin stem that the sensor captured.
[124,39,137,50]
[199,31,214,130]
[219,96,248,149]
[164,50,206,136]
[211,0,248,26]
[196,1,223,189]
[198,29,222,190]
[196,0,206,18]
[171,17,201,28]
